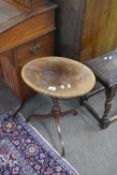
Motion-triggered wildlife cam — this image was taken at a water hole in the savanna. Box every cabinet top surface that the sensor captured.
[0,0,57,34]
[0,0,20,25]
[0,0,31,33]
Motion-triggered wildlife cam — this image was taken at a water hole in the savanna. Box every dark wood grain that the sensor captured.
[80,0,117,62]
[51,0,86,60]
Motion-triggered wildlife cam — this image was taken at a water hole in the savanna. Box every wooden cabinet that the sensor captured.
[0,0,57,101]
[52,0,117,62]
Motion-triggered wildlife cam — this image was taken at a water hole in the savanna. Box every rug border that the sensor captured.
[0,111,80,175]
[19,112,80,175]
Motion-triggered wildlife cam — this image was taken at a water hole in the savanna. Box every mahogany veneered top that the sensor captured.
[21,57,96,98]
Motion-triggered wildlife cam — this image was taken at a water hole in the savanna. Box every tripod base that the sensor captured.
[26,98,78,157]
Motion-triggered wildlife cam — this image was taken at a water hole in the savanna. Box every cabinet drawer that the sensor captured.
[14,32,54,66]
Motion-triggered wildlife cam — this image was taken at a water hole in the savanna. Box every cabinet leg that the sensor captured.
[12,102,24,118]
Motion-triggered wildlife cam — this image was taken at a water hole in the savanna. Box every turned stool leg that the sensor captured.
[100,85,117,129]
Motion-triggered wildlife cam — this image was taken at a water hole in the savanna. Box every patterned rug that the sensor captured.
[0,111,79,175]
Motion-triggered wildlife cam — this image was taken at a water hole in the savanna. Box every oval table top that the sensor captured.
[21,57,96,99]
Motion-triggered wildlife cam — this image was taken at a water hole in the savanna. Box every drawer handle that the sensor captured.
[30,44,41,54]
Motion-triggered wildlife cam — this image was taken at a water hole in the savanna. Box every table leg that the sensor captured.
[26,113,52,122]
[54,113,65,157]
[61,109,78,116]
[52,98,65,157]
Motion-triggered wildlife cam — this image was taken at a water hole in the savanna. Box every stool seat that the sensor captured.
[22,56,95,98]
[87,50,117,87]
[81,50,117,129]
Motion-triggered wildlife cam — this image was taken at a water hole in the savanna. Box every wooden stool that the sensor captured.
[21,56,95,156]
[80,50,117,129]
